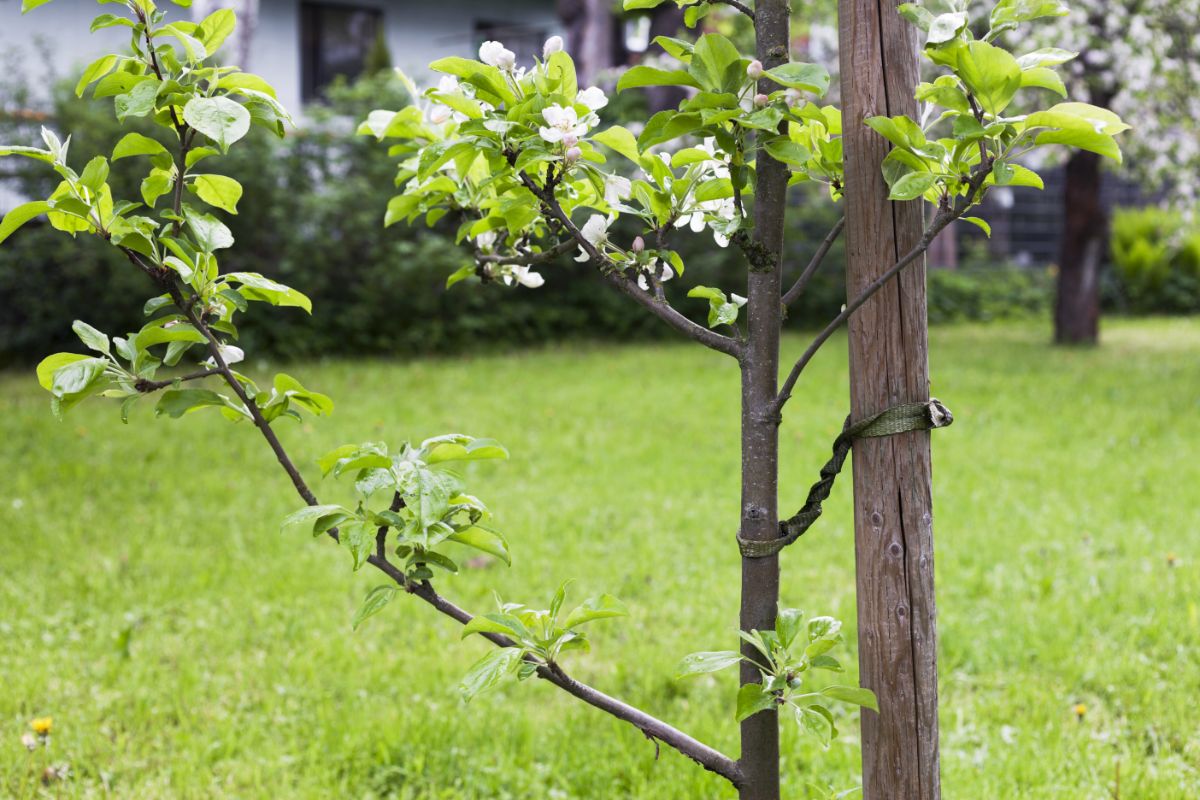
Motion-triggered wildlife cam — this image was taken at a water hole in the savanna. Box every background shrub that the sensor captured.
[1,71,1066,366]
[1109,206,1200,314]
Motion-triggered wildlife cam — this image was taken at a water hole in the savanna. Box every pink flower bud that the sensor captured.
[565,146,582,163]
[561,133,579,148]
[632,236,645,253]
[747,60,764,80]
[754,93,769,108]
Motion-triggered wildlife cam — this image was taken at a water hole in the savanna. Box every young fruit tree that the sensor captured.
[3,0,1125,797]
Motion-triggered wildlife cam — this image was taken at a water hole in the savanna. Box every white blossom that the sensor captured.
[539,104,590,144]
[575,214,611,261]
[202,344,245,367]
[543,36,564,58]
[503,265,545,288]
[637,260,675,290]
[577,86,609,112]
[604,173,632,206]
[479,41,516,71]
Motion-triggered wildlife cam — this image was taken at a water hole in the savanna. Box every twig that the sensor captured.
[134,368,220,393]
[772,162,993,414]
[709,0,756,20]
[781,215,844,307]
[119,236,744,784]
[476,239,576,266]
[515,171,742,359]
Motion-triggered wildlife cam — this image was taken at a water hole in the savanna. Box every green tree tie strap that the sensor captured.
[738,399,954,559]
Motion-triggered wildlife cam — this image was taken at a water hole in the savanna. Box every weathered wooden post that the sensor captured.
[837,2,941,798]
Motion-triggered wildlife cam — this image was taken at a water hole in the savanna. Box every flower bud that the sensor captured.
[747,60,764,80]
[632,236,645,253]
[565,146,582,163]
[754,93,769,108]
[543,35,564,58]
[561,132,579,148]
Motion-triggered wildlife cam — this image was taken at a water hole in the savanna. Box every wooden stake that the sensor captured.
[837,2,941,798]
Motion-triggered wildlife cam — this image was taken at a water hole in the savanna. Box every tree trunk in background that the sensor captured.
[1054,149,1105,344]
[838,1,941,798]
[557,0,615,86]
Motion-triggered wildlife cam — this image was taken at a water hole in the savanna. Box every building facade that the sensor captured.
[0,0,560,118]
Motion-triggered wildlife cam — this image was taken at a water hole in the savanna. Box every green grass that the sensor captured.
[2,318,1199,799]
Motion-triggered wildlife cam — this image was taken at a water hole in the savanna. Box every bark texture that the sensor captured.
[1054,149,1105,344]
[837,1,941,798]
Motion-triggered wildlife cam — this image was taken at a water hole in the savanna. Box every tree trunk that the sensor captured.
[838,2,941,799]
[1054,149,1105,344]
[737,2,790,799]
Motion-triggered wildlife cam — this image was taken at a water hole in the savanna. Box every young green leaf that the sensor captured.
[676,650,743,679]
[352,585,398,630]
[459,646,524,701]
[735,682,778,722]
[820,685,880,712]
[563,594,628,629]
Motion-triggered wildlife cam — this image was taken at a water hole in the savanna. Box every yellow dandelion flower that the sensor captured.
[30,717,52,736]
[1073,704,1087,719]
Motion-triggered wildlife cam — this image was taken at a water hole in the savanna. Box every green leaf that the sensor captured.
[225,272,312,312]
[961,216,992,237]
[689,33,744,94]
[563,594,628,629]
[676,650,743,679]
[623,0,668,8]
[775,607,805,648]
[821,684,879,711]
[1019,67,1066,97]
[736,682,778,722]
[889,171,938,201]
[592,126,641,164]
[115,80,160,120]
[183,96,251,151]
[21,0,53,11]
[141,169,174,208]
[154,389,231,418]
[926,12,968,45]
[75,54,118,97]
[1016,48,1077,70]
[763,62,830,96]
[352,585,398,630]
[0,201,53,244]
[616,66,700,92]
[459,647,524,701]
[280,504,354,537]
[196,8,236,53]
[461,614,520,640]
[36,353,90,391]
[1024,103,1129,162]
[447,526,511,565]
[185,209,235,252]
[797,705,834,747]
[0,145,54,163]
[78,156,109,192]
[425,437,509,464]
[72,320,109,354]
[113,132,168,160]
[318,443,391,477]
[955,40,1022,116]
[190,174,243,214]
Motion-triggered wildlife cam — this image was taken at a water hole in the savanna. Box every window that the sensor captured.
[301,3,382,102]
[473,21,546,71]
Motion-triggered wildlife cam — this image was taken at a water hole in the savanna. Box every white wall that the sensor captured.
[1,0,561,121]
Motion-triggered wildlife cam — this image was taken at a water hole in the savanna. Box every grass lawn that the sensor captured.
[2,318,1198,799]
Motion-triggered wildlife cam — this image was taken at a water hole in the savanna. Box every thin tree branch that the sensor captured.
[476,238,576,266]
[134,368,220,393]
[781,215,844,308]
[773,164,993,414]
[116,245,743,784]
[709,0,756,20]
[515,171,742,360]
